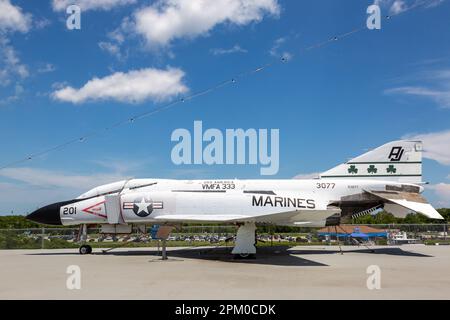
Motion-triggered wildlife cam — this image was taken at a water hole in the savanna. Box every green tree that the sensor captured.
[437,208,450,222]
[353,214,376,224]
[0,216,41,229]
[373,211,397,224]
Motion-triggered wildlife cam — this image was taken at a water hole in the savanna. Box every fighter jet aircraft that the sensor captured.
[27,140,444,257]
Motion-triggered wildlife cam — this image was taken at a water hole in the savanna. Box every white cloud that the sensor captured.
[401,130,450,208]
[386,86,450,108]
[0,167,127,189]
[0,84,24,105]
[0,167,129,213]
[107,28,126,44]
[385,68,450,108]
[131,0,280,48]
[269,37,286,54]
[390,0,407,14]
[37,63,56,74]
[0,158,148,213]
[425,0,445,8]
[97,29,128,60]
[374,0,444,15]
[0,0,31,33]
[52,67,189,104]
[34,18,51,30]
[404,130,450,165]
[0,37,29,87]
[52,0,136,12]
[92,158,150,175]
[211,44,247,56]
[0,37,27,104]
[99,41,123,60]
[427,183,450,208]
[0,182,70,214]
[0,1,31,103]
[269,36,293,61]
[4,47,28,78]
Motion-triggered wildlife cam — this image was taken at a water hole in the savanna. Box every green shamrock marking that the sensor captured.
[348,165,358,174]
[387,165,397,174]
[367,165,378,174]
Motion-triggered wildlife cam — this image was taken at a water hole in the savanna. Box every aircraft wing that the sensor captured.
[154,208,341,225]
[154,215,251,223]
[364,189,443,220]
[240,209,341,224]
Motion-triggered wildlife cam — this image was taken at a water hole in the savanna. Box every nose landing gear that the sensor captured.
[79,244,92,255]
[77,224,93,255]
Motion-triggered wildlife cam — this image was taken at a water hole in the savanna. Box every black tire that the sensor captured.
[79,245,92,255]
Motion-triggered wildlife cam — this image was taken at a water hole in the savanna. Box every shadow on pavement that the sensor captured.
[289,247,433,258]
[105,246,329,267]
[25,245,432,263]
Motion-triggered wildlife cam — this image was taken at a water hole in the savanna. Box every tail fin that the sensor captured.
[320,140,423,183]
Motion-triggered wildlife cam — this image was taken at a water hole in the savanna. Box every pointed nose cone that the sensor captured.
[27,201,67,226]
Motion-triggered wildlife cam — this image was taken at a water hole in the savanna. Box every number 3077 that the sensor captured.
[317,183,335,189]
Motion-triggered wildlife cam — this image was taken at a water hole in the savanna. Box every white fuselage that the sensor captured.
[59,178,421,227]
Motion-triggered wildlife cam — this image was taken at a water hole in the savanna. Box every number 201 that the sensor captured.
[63,207,77,215]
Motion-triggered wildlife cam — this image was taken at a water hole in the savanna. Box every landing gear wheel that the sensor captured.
[79,245,92,255]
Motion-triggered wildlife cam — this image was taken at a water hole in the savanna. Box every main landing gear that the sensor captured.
[232,222,257,259]
[74,222,258,258]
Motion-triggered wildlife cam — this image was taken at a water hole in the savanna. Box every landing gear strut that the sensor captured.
[335,225,343,255]
[232,222,257,259]
[161,239,168,260]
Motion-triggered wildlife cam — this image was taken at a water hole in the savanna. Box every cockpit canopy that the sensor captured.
[77,179,159,199]
[77,180,128,199]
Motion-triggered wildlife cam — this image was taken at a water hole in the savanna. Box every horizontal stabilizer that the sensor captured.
[365,190,444,220]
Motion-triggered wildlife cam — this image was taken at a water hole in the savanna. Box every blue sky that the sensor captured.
[0,0,449,214]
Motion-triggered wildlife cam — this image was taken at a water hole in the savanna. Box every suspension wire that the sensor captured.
[0,0,442,171]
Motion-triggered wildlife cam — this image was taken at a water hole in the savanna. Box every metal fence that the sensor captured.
[348,224,448,238]
[0,224,448,249]
[0,225,239,249]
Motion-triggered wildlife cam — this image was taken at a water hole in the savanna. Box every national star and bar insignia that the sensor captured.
[123,197,163,217]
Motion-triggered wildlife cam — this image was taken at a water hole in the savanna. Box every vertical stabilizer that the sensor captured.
[320,140,423,183]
